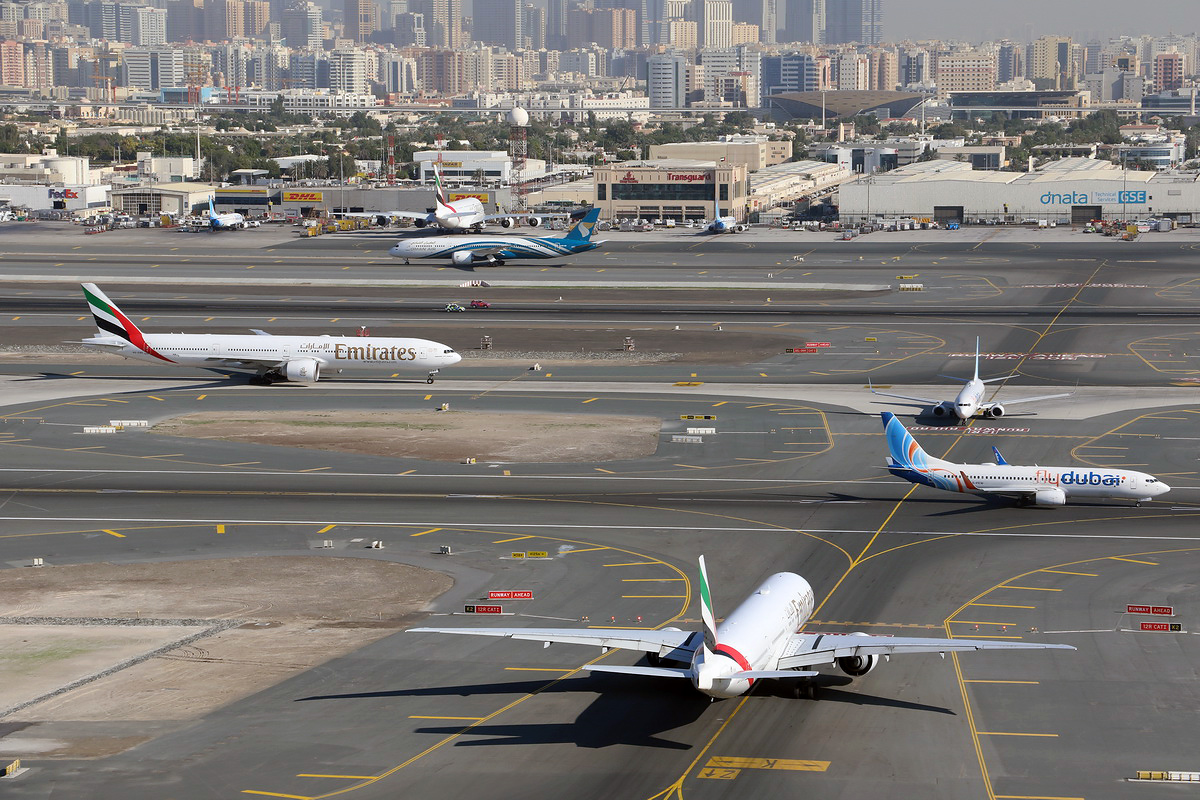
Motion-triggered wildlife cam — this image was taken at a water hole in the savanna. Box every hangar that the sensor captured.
[838,158,1198,225]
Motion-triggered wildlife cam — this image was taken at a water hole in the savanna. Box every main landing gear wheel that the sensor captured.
[791,681,817,699]
[646,653,662,667]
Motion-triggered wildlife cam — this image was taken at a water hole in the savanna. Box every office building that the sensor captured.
[647,51,689,107]
[823,0,879,45]
[698,0,732,49]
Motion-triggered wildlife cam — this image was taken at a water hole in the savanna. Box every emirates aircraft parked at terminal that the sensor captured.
[869,338,1072,422]
[409,556,1073,700]
[882,412,1171,507]
[78,284,461,384]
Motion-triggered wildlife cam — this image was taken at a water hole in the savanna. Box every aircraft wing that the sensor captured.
[868,386,940,405]
[408,626,699,656]
[981,391,1073,408]
[776,632,1074,669]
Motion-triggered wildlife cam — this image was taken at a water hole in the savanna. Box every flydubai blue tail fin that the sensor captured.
[992,446,1008,466]
[208,196,217,219]
[563,207,601,241]
[881,411,937,470]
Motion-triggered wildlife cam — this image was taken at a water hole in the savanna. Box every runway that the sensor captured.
[1,223,1199,799]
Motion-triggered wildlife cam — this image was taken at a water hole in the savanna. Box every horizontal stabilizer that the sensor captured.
[729,670,820,680]
[584,664,692,679]
[249,329,272,336]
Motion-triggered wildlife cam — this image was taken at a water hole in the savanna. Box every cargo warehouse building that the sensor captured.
[593,160,750,222]
[838,158,1200,225]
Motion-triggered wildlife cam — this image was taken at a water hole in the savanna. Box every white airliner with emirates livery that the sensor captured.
[79,284,461,384]
[409,556,1073,700]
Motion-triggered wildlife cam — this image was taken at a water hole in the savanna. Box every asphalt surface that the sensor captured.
[0,224,1199,800]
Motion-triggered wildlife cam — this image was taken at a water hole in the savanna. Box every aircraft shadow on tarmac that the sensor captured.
[299,674,953,751]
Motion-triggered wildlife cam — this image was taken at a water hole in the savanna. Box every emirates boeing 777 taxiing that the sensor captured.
[78,284,461,384]
[409,556,1073,700]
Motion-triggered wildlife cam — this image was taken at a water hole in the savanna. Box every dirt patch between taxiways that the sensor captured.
[0,557,450,757]
[152,409,662,462]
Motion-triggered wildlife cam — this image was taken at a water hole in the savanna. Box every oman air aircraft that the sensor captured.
[869,338,1072,422]
[389,207,604,266]
[78,283,461,384]
[206,197,246,230]
[881,411,1171,507]
[409,556,1073,700]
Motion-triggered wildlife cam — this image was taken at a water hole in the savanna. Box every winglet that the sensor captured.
[698,555,717,649]
[992,446,1008,466]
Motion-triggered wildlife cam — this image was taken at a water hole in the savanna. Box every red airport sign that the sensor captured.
[1127,604,1174,616]
[464,605,503,614]
[787,348,819,354]
[488,590,533,600]
[805,342,831,348]
[1140,622,1183,632]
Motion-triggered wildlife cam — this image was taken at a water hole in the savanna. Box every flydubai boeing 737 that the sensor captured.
[881,411,1171,507]
[409,556,1073,700]
[869,338,1072,422]
[389,207,604,266]
[78,284,461,384]
[206,197,246,230]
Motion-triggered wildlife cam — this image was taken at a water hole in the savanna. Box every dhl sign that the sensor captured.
[448,192,489,203]
[282,191,324,203]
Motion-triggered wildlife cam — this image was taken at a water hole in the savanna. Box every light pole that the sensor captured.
[1121,149,1127,224]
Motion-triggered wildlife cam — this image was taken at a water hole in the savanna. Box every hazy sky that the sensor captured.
[885,1,1200,42]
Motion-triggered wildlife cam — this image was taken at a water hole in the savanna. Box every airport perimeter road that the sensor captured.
[0,382,1198,800]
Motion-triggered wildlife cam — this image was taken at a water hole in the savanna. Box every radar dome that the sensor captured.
[506,107,529,127]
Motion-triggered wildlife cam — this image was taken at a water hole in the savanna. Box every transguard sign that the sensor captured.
[282,191,323,202]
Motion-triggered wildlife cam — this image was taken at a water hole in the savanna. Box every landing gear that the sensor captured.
[403,258,410,264]
[647,652,662,667]
[790,680,817,700]
[427,369,439,384]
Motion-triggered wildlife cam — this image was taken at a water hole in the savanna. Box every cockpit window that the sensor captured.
[444,349,456,354]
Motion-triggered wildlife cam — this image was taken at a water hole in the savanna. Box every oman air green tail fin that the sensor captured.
[698,555,718,649]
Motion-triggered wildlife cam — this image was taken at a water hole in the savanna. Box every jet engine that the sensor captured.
[931,401,955,417]
[500,217,518,229]
[451,251,476,266]
[526,216,543,228]
[835,632,878,677]
[985,404,1005,418]
[413,217,428,228]
[374,215,391,227]
[1033,487,1066,507]
[284,358,321,383]
[734,224,748,232]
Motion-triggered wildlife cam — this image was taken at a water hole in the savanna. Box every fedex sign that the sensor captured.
[48,188,79,200]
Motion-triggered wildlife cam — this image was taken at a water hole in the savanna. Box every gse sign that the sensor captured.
[1040,190,1147,205]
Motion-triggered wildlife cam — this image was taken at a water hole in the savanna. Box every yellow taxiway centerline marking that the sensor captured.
[492,535,533,543]
[564,546,608,554]
[102,529,126,538]
[1000,586,1062,592]
[405,717,484,722]
[976,732,1058,737]
[603,561,656,567]
[147,395,165,401]
[622,578,685,582]
[950,621,1016,626]
[712,401,728,406]
[994,796,1085,800]
[242,792,310,799]
[397,469,416,475]
[969,603,1036,609]
[297,774,379,780]
[503,667,573,672]
[949,634,1025,639]
[582,397,598,403]
[297,467,330,472]
[222,461,261,467]
[317,525,336,533]
[409,528,442,537]
[673,464,707,469]
[1040,569,1097,576]
[594,468,614,474]
[962,680,1040,684]
[1108,556,1158,565]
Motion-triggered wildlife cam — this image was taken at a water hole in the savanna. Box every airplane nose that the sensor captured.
[1157,482,1171,495]
[450,352,462,365]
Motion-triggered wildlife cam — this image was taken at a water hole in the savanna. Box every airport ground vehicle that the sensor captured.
[444,303,466,312]
[469,300,490,309]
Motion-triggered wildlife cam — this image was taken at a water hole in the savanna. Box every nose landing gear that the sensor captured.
[427,369,440,384]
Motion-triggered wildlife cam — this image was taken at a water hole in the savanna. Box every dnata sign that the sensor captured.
[48,188,79,199]
[1040,190,1147,205]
